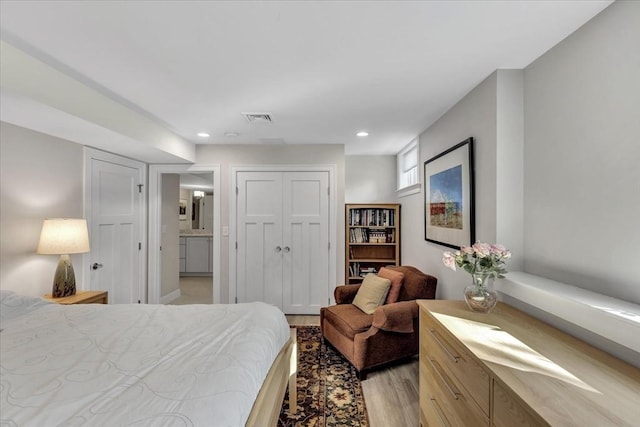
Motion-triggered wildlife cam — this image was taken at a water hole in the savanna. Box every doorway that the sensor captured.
[175,174,213,304]
[148,164,220,304]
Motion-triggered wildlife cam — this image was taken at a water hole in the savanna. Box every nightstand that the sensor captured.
[43,290,108,305]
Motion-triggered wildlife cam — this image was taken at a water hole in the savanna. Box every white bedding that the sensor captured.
[0,290,290,426]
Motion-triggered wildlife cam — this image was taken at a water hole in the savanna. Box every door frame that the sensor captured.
[83,147,147,302]
[229,164,337,307]
[148,164,221,304]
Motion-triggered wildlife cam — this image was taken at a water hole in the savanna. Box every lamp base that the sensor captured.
[52,254,76,298]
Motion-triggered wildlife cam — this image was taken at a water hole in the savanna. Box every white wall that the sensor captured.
[403,71,504,300]
[196,144,345,303]
[345,155,397,203]
[523,0,640,304]
[0,122,85,296]
[400,0,638,364]
[161,174,180,298]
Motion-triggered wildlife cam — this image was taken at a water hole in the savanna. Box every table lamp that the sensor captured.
[37,218,90,298]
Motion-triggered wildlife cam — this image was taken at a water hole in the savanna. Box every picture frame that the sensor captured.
[179,199,187,220]
[423,137,475,249]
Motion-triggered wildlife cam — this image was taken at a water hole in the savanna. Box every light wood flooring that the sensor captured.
[170,283,419,426]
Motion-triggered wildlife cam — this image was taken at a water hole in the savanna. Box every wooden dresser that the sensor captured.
[418,300,640,427]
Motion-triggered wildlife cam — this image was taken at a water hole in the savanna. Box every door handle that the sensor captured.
[92,262,103,270]
[275,246,282,253]
[283,246,290,253]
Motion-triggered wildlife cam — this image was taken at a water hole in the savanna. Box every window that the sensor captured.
[397,138,420,195]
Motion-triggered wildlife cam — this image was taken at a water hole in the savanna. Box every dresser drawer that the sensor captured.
[493,380,547,427]
[421,310,490,415]
[421,354,448,427]
[421,346,489,427]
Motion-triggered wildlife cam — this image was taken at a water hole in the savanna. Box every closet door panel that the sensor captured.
[282,172,330,314]
[236,172,283,306]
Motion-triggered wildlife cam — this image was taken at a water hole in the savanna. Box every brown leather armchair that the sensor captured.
[320,266,437,379]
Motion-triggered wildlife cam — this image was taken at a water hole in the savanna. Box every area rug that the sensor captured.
[278,326,369,426]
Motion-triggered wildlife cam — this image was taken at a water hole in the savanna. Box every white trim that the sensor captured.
[148,164,221,304]
[83,147,147,303]
[229,164,337,308]
[160,288,181,305]
[495,271,640,353]
[396,182,421,198]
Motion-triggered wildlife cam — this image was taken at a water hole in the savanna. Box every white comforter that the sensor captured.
[0,291,290,426]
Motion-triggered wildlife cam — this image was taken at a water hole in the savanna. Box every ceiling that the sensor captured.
[0,1,612,158]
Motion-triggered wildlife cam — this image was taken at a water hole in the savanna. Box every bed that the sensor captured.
[0,290,296,426]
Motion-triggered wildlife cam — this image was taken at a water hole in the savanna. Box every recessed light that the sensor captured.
[224,131,239,137]
[197,132,210,138]
[356,131,369,137]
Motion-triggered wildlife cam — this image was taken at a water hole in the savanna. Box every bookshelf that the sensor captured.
[345,203,401,284]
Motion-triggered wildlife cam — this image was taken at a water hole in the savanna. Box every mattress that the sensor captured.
[0,290,290,426]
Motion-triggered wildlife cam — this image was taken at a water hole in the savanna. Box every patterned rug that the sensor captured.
[279,326,369,426]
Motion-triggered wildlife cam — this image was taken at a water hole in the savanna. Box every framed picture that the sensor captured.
[179,199,187,220]
[423,137,475,249]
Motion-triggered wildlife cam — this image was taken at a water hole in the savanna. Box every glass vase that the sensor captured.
[463,273,498,313]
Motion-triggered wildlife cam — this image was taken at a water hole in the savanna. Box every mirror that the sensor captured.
[179,173,214,232]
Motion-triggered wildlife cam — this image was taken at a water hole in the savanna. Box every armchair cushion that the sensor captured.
[352,274,391,314]
[372,300,418,333]
[322,304,373,340]
[378,267,404,304]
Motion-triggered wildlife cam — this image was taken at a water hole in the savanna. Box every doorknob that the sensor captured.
[275,246,282,253]
[92,262,103,270]
[283,246,291,253]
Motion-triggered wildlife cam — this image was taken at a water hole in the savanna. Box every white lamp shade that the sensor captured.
[37,218,90,254]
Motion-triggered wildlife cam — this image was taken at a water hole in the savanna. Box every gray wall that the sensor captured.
[523,0,640,303]
[196,143,345,303]
[404,0,638,304]
[399,0,637,362]
[402,71,523,300]
[345,155,397,203]
[0,122,85,296]
[161,173,180,298]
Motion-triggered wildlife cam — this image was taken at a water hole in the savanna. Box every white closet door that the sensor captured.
[236,172,283,307]
[282,171,330,314]
[236,170,330,314]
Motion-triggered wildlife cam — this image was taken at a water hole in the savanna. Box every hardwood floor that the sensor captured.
[286,315,419,427]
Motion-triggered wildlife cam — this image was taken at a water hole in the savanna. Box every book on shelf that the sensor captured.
[349,227,369,243]
[359,267,377,276]
[349,208,395,227]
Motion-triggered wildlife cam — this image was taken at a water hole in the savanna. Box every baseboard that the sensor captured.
[160,289,181,305]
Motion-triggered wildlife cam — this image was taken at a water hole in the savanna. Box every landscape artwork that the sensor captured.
[429,165,463,229]
[424,137,475,249]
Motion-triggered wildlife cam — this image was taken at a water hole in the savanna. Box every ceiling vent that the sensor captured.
[242,112,273,124]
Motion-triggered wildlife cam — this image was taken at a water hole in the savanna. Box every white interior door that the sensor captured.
[282,171,329,314]
[236,172,283,307]
[86,149,145,304]
[236,170,329,314]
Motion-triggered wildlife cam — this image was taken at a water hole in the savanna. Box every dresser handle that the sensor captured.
[428,358,460,400]
[428,329,460,363]
[429,398,451,427]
